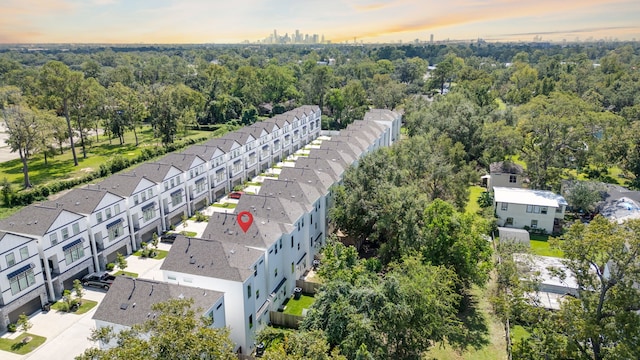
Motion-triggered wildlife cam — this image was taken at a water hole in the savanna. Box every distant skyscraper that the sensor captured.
[430,34,434,43]
[295,29,300,43]
[273,29,278,44]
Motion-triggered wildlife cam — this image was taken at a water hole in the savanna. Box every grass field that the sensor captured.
[0,333,46,355]
[283,294,315,316]
[50,299,98,315]
[133,249,168,259]
[466,185,485,215]
[0,126,212,188]
[529,234,564,258]
[114,271,139,278]
[426,285,507,360]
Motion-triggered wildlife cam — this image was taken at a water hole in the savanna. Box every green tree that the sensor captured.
[38,61,83,166]
[77,298,236,360]
[73,279,85,303]
[563,181,603,214]
[17,313,32,333]
[0,177,13,206]
[115,252,127,273]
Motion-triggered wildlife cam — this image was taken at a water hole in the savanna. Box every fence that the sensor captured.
[269,311,304,329]
[295,279,321,294]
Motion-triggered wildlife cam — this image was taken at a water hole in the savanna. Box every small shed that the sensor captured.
[498,227,530,247]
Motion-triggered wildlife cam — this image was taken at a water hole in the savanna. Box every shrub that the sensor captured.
[7,323,17,332]
[105,263,115,271]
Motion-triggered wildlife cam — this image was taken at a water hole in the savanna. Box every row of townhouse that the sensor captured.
[92,109,402,355]
[0,106,326,331]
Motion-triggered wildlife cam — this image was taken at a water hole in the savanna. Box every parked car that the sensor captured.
[229,191,243,199]
[82,271,116,290]
[160,233,177,244]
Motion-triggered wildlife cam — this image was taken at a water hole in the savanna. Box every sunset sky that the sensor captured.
[1,0,639,44]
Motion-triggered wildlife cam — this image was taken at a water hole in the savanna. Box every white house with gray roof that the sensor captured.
[95,173,161,249]
[494,187,567,234]
[92,276,226,349]
[0,204,93,301]
[157,153,209,215]
[0,231,47,332]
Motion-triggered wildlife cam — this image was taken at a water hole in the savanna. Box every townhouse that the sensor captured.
[92,276,226,349]
[95,173,161,249]
[46,187,132,271]
[0,204,94,312]
[0,105,402,348]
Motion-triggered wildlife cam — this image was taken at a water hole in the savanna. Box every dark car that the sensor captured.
[229,191,243,199]
[160,233,177,244]
[82,271,116,290]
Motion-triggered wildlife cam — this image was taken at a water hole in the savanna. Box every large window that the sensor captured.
[10,269,36,295]
[501,202,508,211]
[143,206,156,222]
[64,243,84,265]
[505,217,514,226]
[530,220,538,229]
[195,179,206,193]
[72,222,80,235]
[50,232,58,246]
[96,212,103,223]
[171,191,183,207]
[108,221,124,241]
[526,205,541,213]
[215,170,225,183]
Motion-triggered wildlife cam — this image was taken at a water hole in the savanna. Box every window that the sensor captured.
[50,233,58,246]
[196,179,206,193]
[114,204,120,214]
[527,205,541,214]
[509,175,517,183]
[279,239,282,249]
[216,170,225,183]
[72,222,80,235]
[256,290,260,299]
[171,191,183,207]
[6,253,16,267]
[108,222,124,241]
[106,208,112,219]
[133,195,139,205]
[505,217,514,226]
[61,227,69,240]
[254,265,258,276]
[541,207,548,214]
[10,268,36,295]
[143,206,156,222]
[164,182,169,191]
[501,202,508,211]
[249,315,253,329]
[148,189,153,198]
[64,243,84,265]
[291,262,294,273]
[168,275,177,280]
[556,206,563,213]
[274,268,278,278]
[96,212,103,223]
[19,246,29,260]
[291,236,294,248]
[248,285,252,298]
[170,178,175,188]
[531,220,538,229]
[298,243,300,250]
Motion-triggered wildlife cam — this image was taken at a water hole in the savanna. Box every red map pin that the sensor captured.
[237,211,253,233]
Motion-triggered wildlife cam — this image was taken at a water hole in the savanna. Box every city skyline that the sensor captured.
[1,0,639,44]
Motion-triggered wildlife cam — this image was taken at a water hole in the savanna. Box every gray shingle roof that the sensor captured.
[200,212,289,249]
[160,235,261,282]
[94,173,150,197]
[489,161,524,174]
[125,163,176,183]
[363,109,400,122]
[259,178,322,211]
[92,276,223,327]
[294,156,344,180]
[0,204,80,236]
[236,194,306,226]
[156,153,204,172]
[278,167,335,193]
[181,144,226,160]
[318,140,363,159]
[43,188,122,215]
[203,138,240,153]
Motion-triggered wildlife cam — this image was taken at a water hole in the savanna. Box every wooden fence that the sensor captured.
[269,311,305,329]
[295,279,321,294]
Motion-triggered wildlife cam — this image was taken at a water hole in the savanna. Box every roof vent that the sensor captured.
[120,303,129,310]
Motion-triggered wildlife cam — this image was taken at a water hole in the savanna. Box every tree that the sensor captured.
[39,61,82,166]
[17,313,32,333]
[73,279,85,304]
[2,104,47,188]
[149,84,204,145]
[517,216,640,360]
[115,252,127,273]
[1,177,13,206]
[77,298,236,360]
[562,181,603,215]
[257,328,347,360]
[108,82,147,145]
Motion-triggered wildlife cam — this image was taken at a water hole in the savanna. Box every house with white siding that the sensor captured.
[92,276,226,349]
[494,187,567,234]
[0,231,47,332]
[157,153,209,215]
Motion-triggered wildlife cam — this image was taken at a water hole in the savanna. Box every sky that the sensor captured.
[1,0,639,44]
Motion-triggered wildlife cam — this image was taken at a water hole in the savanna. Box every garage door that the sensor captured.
[62,267,90,291]
[9,296,43,323]
[106,245,128,264]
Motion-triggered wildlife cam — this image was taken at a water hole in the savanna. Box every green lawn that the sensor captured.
[113,271,139,278]
[283,294,315,316]
[179,231,197,237]
[466,185,485,215]
[50,299,98,315]
[133,249,168,259]
[529,234,564,258]
[426,285,507,360]
[0,126,212,188]
[212,203,237,209]
[0,333,46,355]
